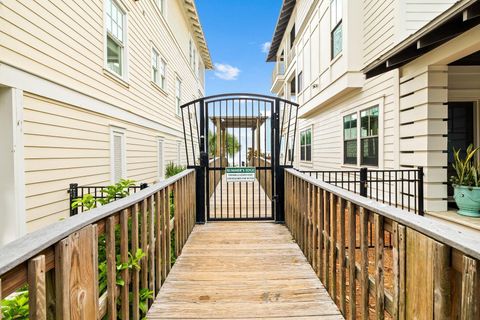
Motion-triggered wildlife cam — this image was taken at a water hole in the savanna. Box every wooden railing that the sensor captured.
[285,169,480,319]
[0,169,196,319]
[248,157,272,200]
[209,157,228,197]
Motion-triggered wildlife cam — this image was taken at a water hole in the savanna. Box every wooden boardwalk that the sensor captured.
[147,222,343,319]
[209,175,272,219]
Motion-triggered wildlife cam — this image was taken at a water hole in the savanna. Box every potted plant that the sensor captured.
[450,144,480,217]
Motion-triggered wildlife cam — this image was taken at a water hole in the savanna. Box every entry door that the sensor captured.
[447,102,475,202]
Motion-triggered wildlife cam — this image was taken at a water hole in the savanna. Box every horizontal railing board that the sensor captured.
[286,169,480,260]
[0,169,194,276]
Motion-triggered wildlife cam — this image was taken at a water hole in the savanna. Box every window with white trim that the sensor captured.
[360,106,379,166]
[300,128,312,161]
[152,48,166,89]
[343,113,357,165]
[156,0,165,15]
[330,0,343,59]
[157,139,164,180]
[342,105,379,166]
[105,0,126,77]
[111,129,126,183]
[189,40,193,66]
[175,77,182,115]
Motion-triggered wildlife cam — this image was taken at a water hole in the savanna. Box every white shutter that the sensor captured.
[158,140,164,180]
[111,130,125,183]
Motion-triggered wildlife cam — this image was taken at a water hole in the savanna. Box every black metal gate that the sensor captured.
[180,94,298,222]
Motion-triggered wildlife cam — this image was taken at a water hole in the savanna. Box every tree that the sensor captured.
[208,131,240,157]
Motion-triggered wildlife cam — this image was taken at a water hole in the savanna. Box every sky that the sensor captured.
[196,0,283,96]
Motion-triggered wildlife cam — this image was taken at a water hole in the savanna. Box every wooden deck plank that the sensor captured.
[147,222,343,319]
[209,176,273,219]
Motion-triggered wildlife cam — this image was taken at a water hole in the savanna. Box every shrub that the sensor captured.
[165,162,185,178]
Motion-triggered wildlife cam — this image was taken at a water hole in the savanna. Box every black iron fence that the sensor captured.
[68,183,148,216]
[298,167,424,216]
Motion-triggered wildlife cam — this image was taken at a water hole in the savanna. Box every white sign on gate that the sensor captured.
[225,167,256,182]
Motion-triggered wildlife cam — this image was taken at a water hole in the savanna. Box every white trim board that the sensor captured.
[0,63,182,137]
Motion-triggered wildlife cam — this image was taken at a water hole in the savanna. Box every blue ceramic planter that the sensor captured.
[453,185,480,217]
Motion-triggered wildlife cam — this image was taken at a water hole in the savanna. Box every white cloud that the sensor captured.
[261,41,271,53]
[214,63,240,81]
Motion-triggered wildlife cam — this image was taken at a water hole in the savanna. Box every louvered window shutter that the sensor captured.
[113,134,123,182]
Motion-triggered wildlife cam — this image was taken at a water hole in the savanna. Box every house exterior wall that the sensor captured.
[270,0,457,212]
[0,0,209,241]
[397,25,480,212]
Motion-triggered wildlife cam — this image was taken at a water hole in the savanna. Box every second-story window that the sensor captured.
[152,48,160,83]
[105,0,126,77]
[152,49,166,89]
[289,24,296,48]
[330,0,343,59]
[297,71,303,93]
[175,77,182,115]
[157,0,165,15]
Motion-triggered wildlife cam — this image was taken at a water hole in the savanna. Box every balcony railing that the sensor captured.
[271,60,285,83]
[286,46,296,67]
[68,183,149,216]
[297,167,424,215]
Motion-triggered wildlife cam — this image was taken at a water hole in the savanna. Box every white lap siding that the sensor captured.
[23,93,185,231]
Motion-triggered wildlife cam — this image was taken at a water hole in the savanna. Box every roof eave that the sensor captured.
[183,0,213,69]
[363,0,480,78]
[266,0,296,62]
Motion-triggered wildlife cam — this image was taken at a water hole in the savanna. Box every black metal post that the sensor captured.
[196,98,207,224]
[140,183,148,190]
[69,183,78,216]
[418,166,424,216]
[360,167,368,197]
[273,98,284,223]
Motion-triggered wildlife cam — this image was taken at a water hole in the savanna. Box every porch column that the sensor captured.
[221,128,226,163]
[215,118,221,157]
[256,119,261,158]
[0,87,26,246]
[399,65,448,212]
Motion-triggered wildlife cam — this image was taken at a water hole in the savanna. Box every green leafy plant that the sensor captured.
[208,130,240,157]
[165,162,185,178]
[450,144,480,187]
[1,291,29,320]
[72,193,97,210]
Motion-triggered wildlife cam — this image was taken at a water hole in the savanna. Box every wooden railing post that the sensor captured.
[461,256,480,319]
[55,225,99,319]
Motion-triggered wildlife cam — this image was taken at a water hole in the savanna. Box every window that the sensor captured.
[189,40,193,66]
[156,0,165,15]
[193,49,197,75]
[297,71,303,93]
[157,139,164,180]
[300,129,312,161]
[105,0,126,77]
[330,0,343,59]
[152,48,159,83]
[343,113,357,164]
[360,106,379,166]
[111,128,126,183]
[152,48,166,89]
[175,77,182,115]
[289,24,296,48]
